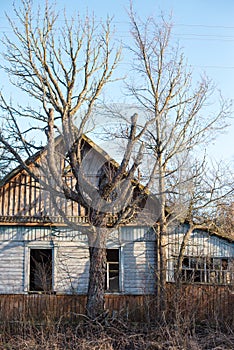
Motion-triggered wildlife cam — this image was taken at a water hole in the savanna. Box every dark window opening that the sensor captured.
[105,249,119,292]
[30,249,52,292]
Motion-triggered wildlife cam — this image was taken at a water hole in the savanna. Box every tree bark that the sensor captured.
[157,154,168,319]
[159,222,167,317]
[86,227,107,318]
[175,224,194,287]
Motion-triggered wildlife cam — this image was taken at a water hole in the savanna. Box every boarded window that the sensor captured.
[106,249,119,292]
[30,249,52,292]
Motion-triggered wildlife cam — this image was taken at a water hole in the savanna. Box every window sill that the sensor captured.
[27,291,57,295]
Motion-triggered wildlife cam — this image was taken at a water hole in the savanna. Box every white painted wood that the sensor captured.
[0,224,233,294]
[0,241,24,293]
[123,241,155,294]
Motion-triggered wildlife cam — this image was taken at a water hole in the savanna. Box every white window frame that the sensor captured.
[176,256,233,285]
[105,247,123,293]
[24,242,57,293]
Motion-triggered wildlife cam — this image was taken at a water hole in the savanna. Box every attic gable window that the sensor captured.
[105,249,120,292]
[29,249,52,292]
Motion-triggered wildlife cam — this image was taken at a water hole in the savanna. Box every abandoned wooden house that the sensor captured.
[0,135,233,299]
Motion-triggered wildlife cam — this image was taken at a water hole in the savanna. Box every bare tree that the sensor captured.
[0,0,233,320]
[0,0,124,318]
[0,0,157,319]
[213,201,234,239]
[121,6,233,315]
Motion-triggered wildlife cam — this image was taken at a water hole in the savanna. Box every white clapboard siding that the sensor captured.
[123,241,155,295]
[0,223,233,294]
[56,244,90,294]
[0,225,156,295]
[167,224,234,258]
[120,226,155,243]
[0,241,24,293]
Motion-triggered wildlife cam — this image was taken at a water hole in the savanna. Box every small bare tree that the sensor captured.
[214,202,234,239]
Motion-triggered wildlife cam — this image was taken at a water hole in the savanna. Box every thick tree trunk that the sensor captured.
[86,227,107,319]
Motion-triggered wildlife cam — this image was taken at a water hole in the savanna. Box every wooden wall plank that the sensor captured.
[0,171,87,223]
[0,288,232,325]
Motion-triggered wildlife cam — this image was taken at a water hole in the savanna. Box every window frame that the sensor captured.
[176,255,233,285]
[29,248,53,292]
[105,248,122,293]
[24,242,56,294]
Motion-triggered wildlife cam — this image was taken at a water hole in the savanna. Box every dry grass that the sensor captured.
[0,316,233,350]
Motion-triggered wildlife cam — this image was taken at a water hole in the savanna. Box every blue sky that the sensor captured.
[0,0,234,164]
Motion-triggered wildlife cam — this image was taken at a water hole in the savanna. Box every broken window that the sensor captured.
[178,256,233,284]
[29,249,52,292]
[105,249,119,292]
[181,257,205,282]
